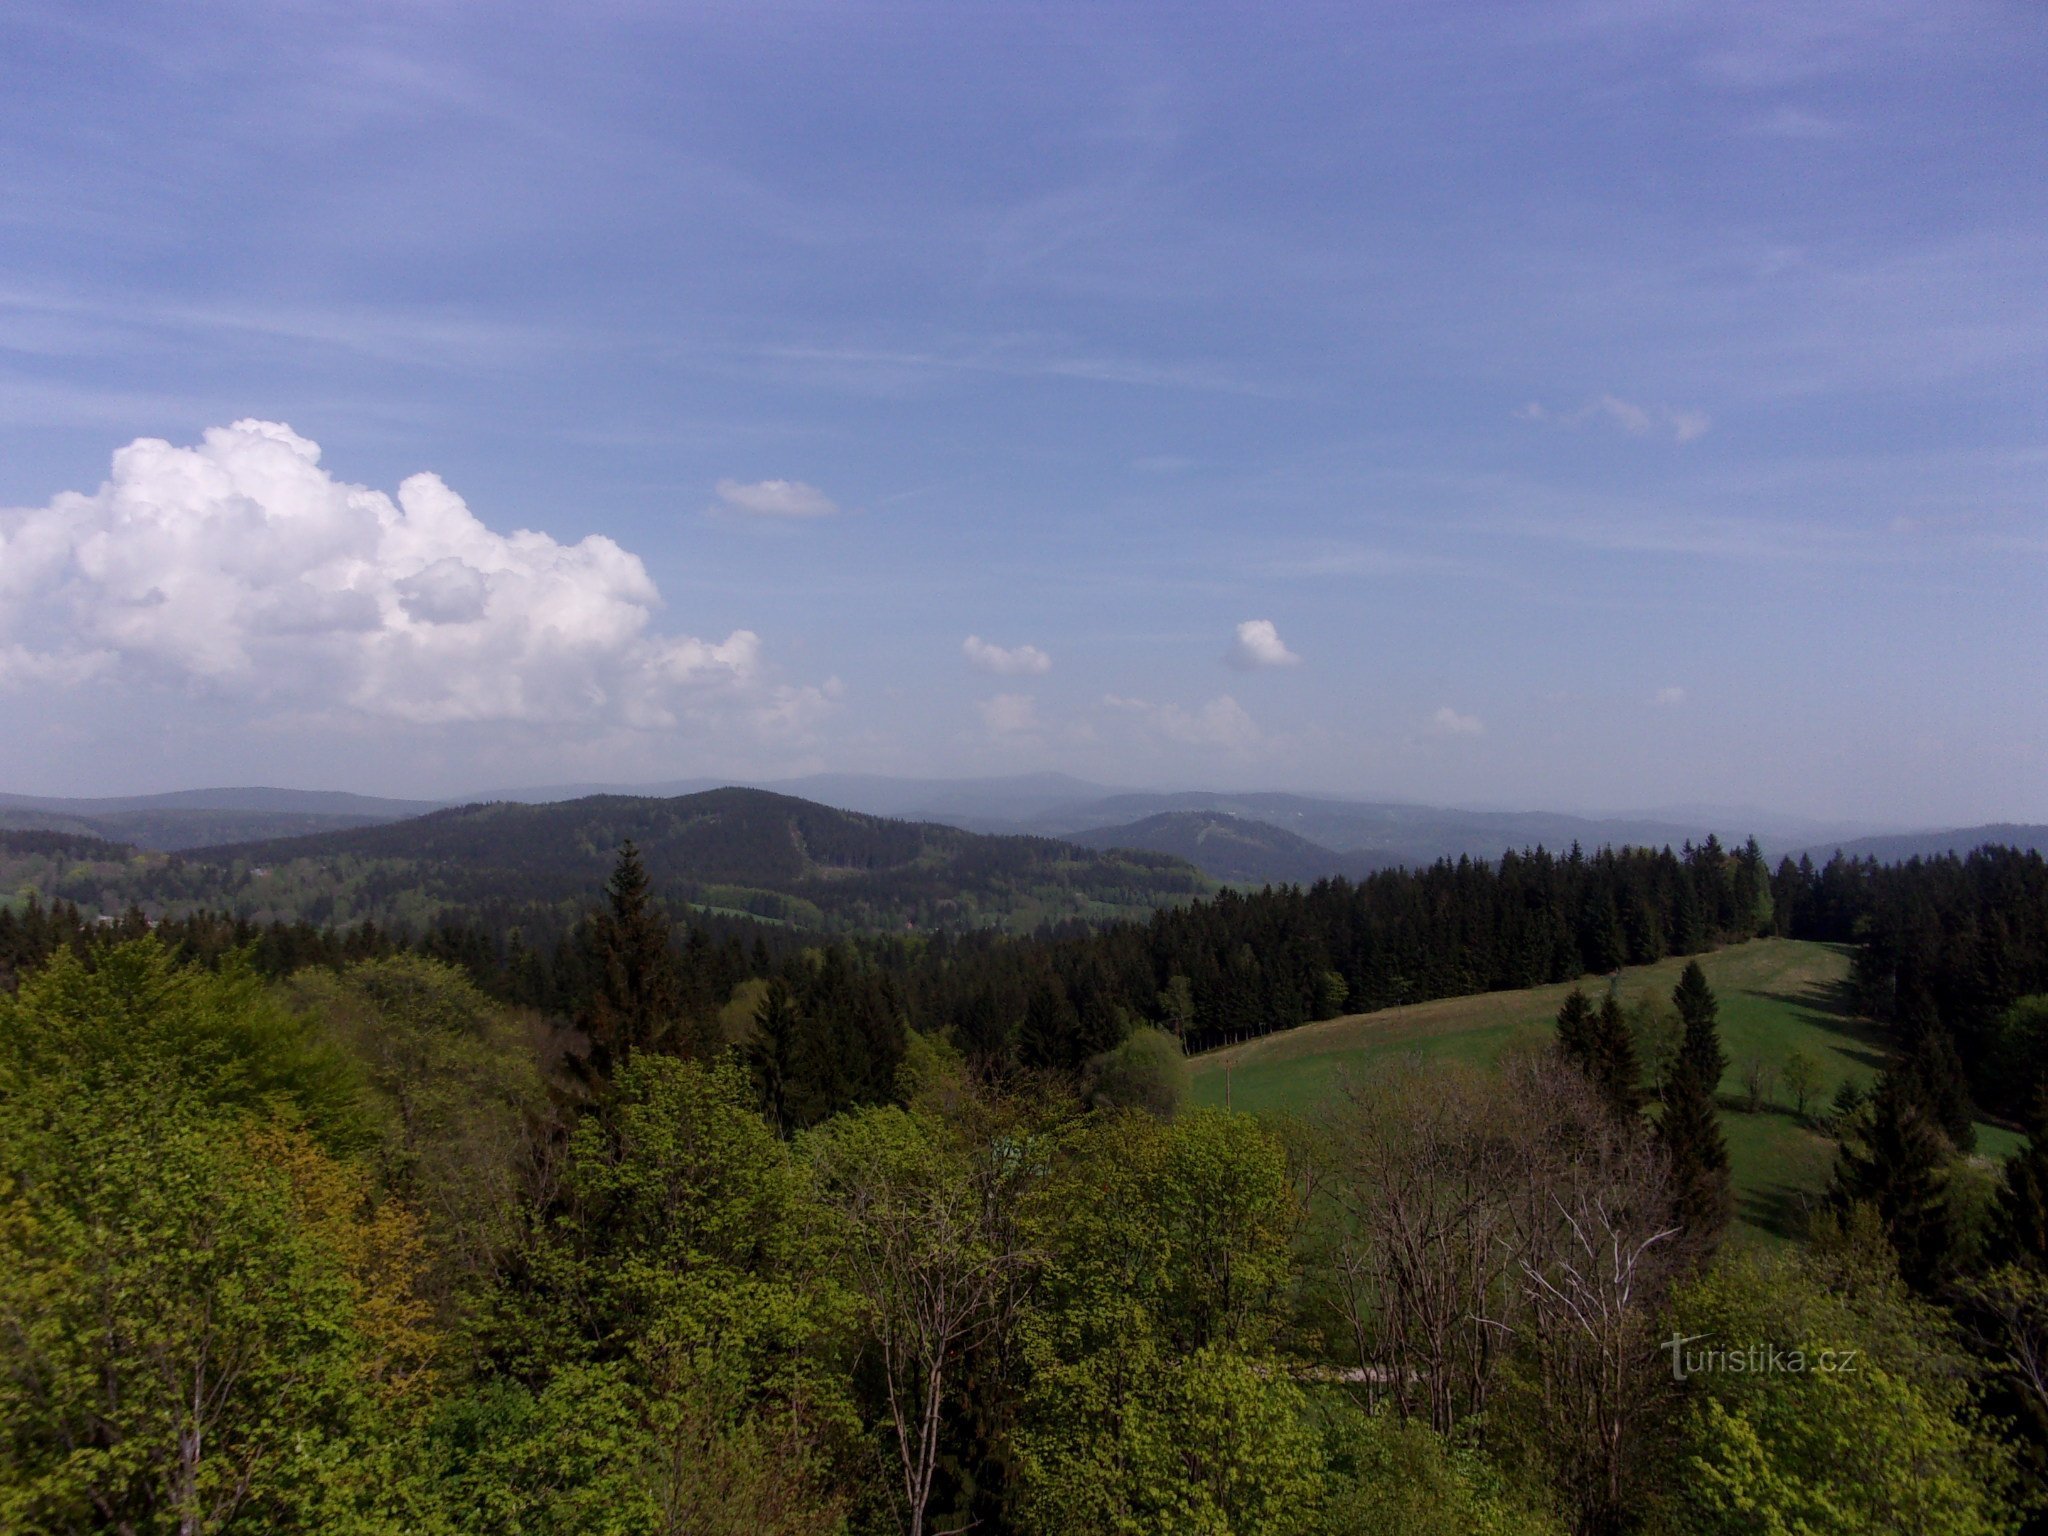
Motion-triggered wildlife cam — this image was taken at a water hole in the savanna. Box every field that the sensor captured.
[1190,938,2021,1243]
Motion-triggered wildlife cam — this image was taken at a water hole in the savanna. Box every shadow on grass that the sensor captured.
[1750,976,1894,1074]
[1741,1180,1825,1244]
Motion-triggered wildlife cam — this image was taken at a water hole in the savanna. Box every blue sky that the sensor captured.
[1,1,2043,822]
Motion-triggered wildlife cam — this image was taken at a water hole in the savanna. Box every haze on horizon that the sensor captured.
[1,2,2043,825]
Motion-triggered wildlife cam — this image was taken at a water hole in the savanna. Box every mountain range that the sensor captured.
[1,777,2039,886]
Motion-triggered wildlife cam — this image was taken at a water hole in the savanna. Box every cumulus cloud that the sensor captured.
[1428,705,1485,737]
[713,477,838,518]
[1226,619,1301,670]
[1105,693,1260,749]
[1516,395,1711,443]
[1653,685,1687,707]
[0,420,816,734]
[978,692,1040,735]
[963,635,1052,676]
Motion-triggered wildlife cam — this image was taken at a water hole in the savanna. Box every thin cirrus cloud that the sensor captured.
[963,635,1052,676]
[1226,619,1302,670]
[1429,706,1485,737]
[712,477,839,518]
[1653,685,1688,707]
[0,420,831,738]
[1517,395,1712,443]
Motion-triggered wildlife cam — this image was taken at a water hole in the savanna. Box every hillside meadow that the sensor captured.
[1191,937,2022,1242]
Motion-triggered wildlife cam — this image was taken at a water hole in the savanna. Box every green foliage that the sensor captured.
[1314,1401,1563,1536]
[1674,960,1727,1093]
[1670,1249,2029,1535]
[1014,1108,1301,1533]
[0,1084,433,1534]
[1083,1026,1191,1119]
[0,940,367,1148]
[1831,1070,1960,1290]
[286,955,551,1303]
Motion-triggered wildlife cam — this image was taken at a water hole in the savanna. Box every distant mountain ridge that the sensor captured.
[11,787,1211,935]
[0,787,442,851]
[1791,824,2048,865]
[1067,811,1369,886]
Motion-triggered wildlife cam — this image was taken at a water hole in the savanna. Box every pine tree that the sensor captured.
[1673,961,1727,1097]
[1830,1069,1956,1291]
[579,840,690,1083]
[1659,1066,1732,1254]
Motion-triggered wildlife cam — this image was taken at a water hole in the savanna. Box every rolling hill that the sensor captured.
[0,787,440,850]
[5,788,1211,936]
[1188,938,2022,1244]
[1066,810,1363,886]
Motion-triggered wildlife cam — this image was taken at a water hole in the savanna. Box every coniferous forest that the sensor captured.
[5,827,2048,1533]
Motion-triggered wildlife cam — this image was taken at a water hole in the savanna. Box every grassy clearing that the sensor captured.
[1190,938,2020,1244]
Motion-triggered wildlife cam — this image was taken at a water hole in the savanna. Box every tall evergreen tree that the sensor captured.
[1831,1069,1956,1291]
[747,978,805,1133]
[1673,961,1727,1097]
[1591,991,1643,1118]
[578,841,692,1083]
[1659,1066,1732,1254]
[1990,1094,2048,1267]
[1901,1024,1977,1154]
[1555,988,1595,1067]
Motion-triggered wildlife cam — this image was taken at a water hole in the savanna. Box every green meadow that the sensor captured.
[1191,937,2021,1243]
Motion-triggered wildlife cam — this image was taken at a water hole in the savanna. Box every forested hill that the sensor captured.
[1066,810,1369,886]
[11,788,1211,936]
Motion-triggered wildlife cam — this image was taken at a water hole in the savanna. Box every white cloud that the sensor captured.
[0,420,811,734]
[1516,395,1711,443]
[963,634,1052,676]
[1226,618,1302,670]
[978,692,1040,735]
[1653,685,1687,707]
[1105,693,1260,749]
[712,477,838,518]
[1429,705,1485,737]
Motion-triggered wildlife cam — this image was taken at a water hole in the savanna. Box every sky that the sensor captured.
[1,1,2044,823]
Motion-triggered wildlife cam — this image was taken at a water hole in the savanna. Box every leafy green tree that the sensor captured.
[1782,1048,1825,1122]
[1014,1109,1302,1533]
[1671,1251,2028,1536]
[803,1101,1037,1536]
[0,1096,428,1534]
[1902,1024,1977,1152]
[1084,1027,1190,1119]
[287,955,552,1305]
[1317,1403,1563,1536]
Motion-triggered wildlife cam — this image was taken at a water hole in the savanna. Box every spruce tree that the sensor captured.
[1592,990,1643,1118]
[579,840,689,1083]
[1830,1068,1956,1291]
[1555,987,1595,1068]
[747,978,805,1133]
[1673,961,1727,1098]
[1659,1066,1732,1253]
[1990,1096,2048,1267]
[1901,1024,1976,1153]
